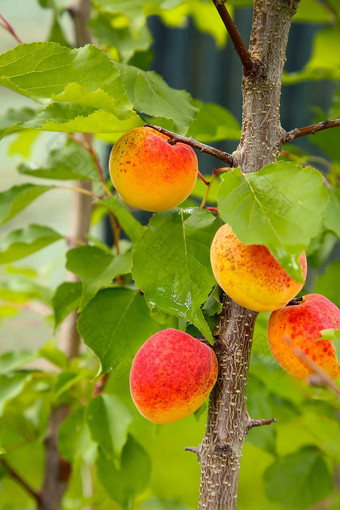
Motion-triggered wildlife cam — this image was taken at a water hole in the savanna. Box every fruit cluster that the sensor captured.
[109,127,340,425]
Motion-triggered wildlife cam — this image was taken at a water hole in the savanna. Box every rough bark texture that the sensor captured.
[198,1,301,508]
[199,297,258,509]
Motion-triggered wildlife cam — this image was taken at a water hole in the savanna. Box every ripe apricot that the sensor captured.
[109,127,198,212]
[210,223,307,313]
[130,329,218,424]
[268,293,340,382]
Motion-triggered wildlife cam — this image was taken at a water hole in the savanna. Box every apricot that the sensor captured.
[109,127,198,212]
[129,329,218,424]
[210,223,307,312]
[268,293,340,382]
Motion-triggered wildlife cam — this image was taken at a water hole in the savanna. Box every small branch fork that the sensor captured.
[0,13,23,44]
[283,119,340,144]
[185,418,276,456]
[212,0,261,77]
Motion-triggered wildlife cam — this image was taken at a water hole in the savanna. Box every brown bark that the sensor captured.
[198,297,258,509]
[198,1,301,508]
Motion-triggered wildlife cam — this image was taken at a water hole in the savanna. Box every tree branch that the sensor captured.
[283,119,340,144]
[247,418,276,431]
[144,124,234,166]
[1,459,42,504]
[0,13,23,44]
[211,0,261,77]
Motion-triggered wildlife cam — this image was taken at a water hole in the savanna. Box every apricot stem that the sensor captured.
[211,0,262,77]
[144,124,234,166]
[200,172,216,208]
[287,297,303,306]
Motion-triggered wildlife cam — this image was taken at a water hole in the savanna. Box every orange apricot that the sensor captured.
[130,329,218,424]
[109,127,198,212]
[268,293,340,382]
[210,223,307,313]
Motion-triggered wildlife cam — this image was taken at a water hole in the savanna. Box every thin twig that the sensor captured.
[81,134,121,254]
[0,13,23,44]
[144,124,234,166]
[283,119,340,144]
[56,184,102,200]
[284,336,340,399]
[83,133,111,195]
[66,133,92,154]
[1,459,42,504]
[211,0,261,77]
[185,446,199,455]
[247,418,276,431]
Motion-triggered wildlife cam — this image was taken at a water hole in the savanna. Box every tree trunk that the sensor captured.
[198,1,301,508]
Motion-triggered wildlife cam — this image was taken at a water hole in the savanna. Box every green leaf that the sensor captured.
[0,373,31,416]
[0,107,38,139]
[0,225,62,265]
[77,288,159,373]
[283,26,340,84]
[0,42,129,108]
[0,42,142,135]
[325,187,340,238]
[8,130,40,158]
[87,394,132,458]
[0,351,38,375]
[53,370,91,401]
[18,141,99,181]
[0,184,52,225]
[264,446,333,508]
[313,260,340,308]
[66,246,132,310]
[187,101,241,142]
[293,0,334,23]
[89,12,152,63]
[217,162,328,280]
[318,328,340,341]
[21,100,142,135]
[101,195,145,242]
[115,62,197,134]
[96,434,151,507]
[39,342,68,369]
[58,406,95,462]
[52,281,82,328]
[132,208,221,341]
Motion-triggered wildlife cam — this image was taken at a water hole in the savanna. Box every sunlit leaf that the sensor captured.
[133,208,221,341]
[217,162,328,280]
[87,394,132,458]
[77,288,159,372]
[0,225,63,265]
[66,245,132,310]
[0,184,52,225]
